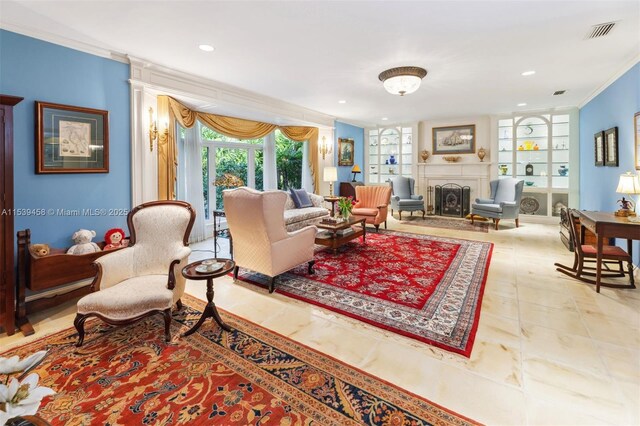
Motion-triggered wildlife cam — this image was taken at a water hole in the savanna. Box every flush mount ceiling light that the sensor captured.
[521,70,536,76]
[338,100,347,104]
[198,44,214,52]
[378,66,427,96]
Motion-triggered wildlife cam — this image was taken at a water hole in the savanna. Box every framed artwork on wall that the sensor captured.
[604,126,618,167]
[432,124,475,154]
[594,131,605,166]
[36,101,109,174]
[635,112,640,170]
[338,138,354,166]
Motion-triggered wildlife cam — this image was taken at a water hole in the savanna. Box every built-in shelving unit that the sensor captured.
[496,109,578,218]
[365,125,417,184]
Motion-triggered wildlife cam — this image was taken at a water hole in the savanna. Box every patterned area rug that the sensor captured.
[400,216,490,233]
[237,230,493,357]
[2,295,478,426]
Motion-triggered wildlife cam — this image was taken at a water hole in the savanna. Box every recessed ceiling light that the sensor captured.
[381,117,388,121]
[521,70,536,76]
[517,103,527,107]
[198,44,214,52]
[338,100,347,104]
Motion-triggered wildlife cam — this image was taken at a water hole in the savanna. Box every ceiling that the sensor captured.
[1,1,638,126]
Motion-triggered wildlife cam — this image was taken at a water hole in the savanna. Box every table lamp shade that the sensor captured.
[351,164,361,173]
[324,166,337,182]
[616,172,640,195]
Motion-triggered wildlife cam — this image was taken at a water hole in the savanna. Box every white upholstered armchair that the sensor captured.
[223,187,316,293]
[74,201,195,346]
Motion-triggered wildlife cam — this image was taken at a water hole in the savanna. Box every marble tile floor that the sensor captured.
[2,217,639,425]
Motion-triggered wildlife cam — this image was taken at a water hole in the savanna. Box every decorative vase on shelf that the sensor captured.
[420,150,430,161]
[389,155,397,165]
[498,164,508,176]
[558,165,568,176]
[477,147,486,162]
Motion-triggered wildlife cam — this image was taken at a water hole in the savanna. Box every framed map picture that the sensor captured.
[36,101,109,174]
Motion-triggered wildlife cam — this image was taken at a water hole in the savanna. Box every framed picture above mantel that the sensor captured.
[432,124,475,155]
[35,101,109,174]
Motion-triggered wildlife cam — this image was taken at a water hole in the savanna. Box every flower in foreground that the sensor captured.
[0,351,48,376]
[0,373,55,420]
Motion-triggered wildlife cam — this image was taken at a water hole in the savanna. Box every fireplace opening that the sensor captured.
[434,184,470,217]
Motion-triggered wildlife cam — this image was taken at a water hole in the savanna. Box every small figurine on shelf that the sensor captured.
[558,165,569,176]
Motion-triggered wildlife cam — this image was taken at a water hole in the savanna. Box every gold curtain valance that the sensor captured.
[156,96,320,200]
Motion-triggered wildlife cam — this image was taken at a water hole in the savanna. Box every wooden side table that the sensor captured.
[212,209,233,259]
[323,196,340,217]
[181,259,235,336]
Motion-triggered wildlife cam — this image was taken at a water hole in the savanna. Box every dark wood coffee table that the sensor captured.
[315,217,366,254]
[181,258,235,336]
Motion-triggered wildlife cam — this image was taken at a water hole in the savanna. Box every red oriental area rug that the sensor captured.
[2,295,478,426]
[237,230,493,357]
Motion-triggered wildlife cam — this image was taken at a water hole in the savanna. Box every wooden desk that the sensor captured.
[576,210,640,292]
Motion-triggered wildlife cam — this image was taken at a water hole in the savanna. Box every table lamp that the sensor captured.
[324,166,337,197]
[351,164,361,182]
[615,172,640,218]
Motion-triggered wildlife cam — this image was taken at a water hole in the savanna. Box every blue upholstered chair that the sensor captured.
[389,176,425,220]
[470,178,524,230]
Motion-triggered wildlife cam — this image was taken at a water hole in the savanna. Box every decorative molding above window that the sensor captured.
[128,57,335,128]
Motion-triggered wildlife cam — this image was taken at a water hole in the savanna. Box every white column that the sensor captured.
[130,84,158,205]
[262,132,277,190]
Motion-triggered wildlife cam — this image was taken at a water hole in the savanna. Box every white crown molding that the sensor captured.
[0,22,128,63]
[579,54,640,108]
[128,56,336,128]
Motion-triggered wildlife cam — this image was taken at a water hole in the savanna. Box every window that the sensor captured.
[275,130,302,190]
[201,126,264,219]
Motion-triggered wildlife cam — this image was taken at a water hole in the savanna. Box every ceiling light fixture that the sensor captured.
[521,70,536,76]
[378,66,427,96]
[381,117,388,121]
[198,44,214,52]
[338,100,347,104]
[517,103,527,107]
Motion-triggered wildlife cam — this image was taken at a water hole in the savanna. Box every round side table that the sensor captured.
[181,258,235,336]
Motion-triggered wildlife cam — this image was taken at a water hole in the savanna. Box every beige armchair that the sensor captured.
[74,201,195,346]
[352,185,392,231]
[223,187,316,293]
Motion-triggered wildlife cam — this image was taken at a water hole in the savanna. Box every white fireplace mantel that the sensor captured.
[416,162,493,204]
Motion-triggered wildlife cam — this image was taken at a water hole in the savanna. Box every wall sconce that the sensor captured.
[319,136,332,160]
[149,107,158,152]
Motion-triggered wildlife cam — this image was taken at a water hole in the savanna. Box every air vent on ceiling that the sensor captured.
[553,90,566,96]
[586,22,616,39]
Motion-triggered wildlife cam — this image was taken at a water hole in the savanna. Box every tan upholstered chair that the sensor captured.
[352,185,392,231]
[74,201,195,346]
[223,187,316,293]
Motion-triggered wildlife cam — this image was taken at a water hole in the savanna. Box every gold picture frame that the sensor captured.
[338,138,354,166]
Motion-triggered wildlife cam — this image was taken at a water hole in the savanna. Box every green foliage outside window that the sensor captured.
[200,126,303,213]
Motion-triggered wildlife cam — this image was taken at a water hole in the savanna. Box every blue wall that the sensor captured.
[334,121,364,185]
[0,30,131,248]
[579,62,640,263]
[580,63,640,210]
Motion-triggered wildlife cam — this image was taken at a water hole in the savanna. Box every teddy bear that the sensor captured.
[104,228,128,251]
[29,244,50,257]
[66,229,101,255]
